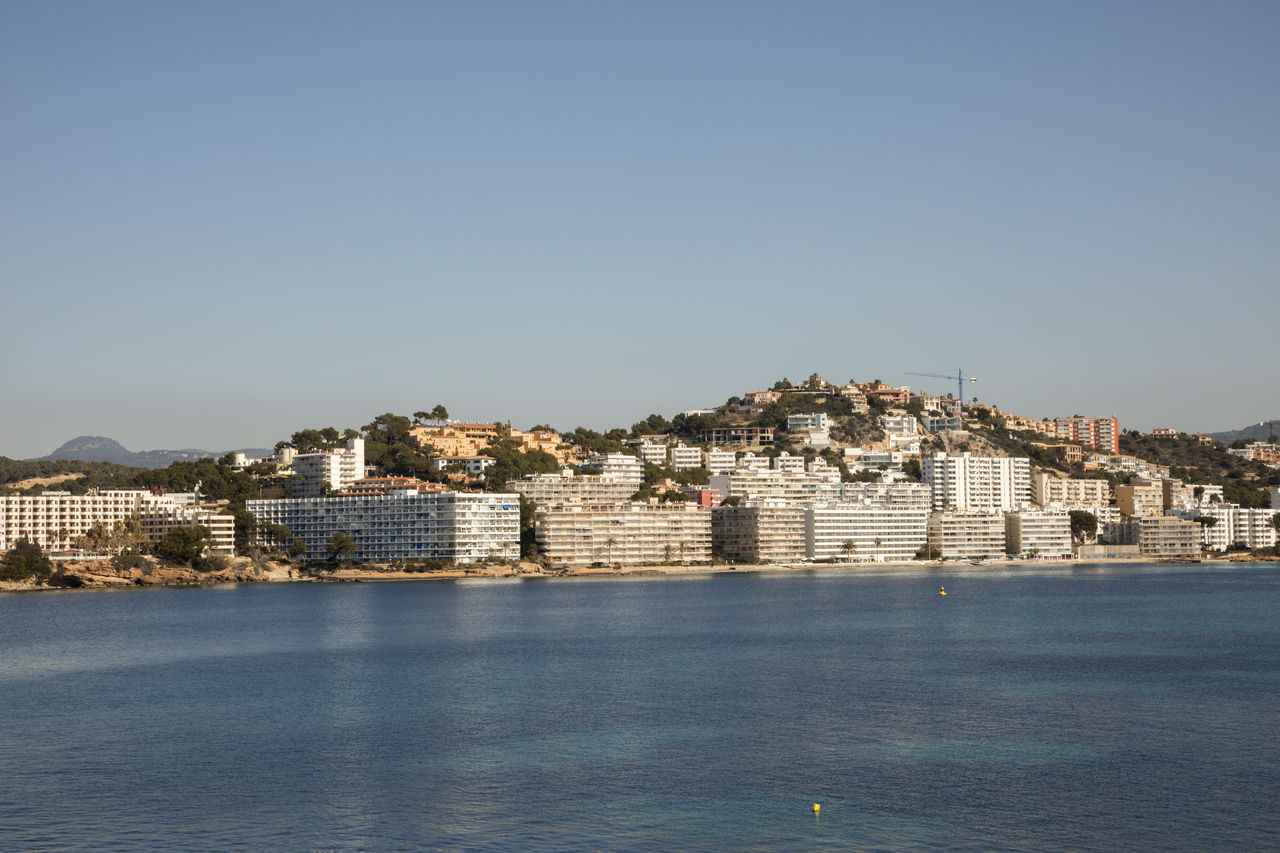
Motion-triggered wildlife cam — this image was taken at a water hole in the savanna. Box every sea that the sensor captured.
[1,562,1278,852]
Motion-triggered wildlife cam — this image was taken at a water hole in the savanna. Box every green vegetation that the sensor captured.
[1,538,53,580]
[1069,510,1098,542]
[155,525,215,568]
[327,531,357,562]
[1119,432,1278,506]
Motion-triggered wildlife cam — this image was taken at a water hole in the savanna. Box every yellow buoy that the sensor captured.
[939,586,947,596]
[812,803,820,814]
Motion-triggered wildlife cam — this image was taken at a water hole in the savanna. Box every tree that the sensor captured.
[289,538,309,560]
[1194,515,1219,528]
[839,540,857,562]
[328,531,357,562]
[156,525,214,567]
[1,538,52,580]
[1272,513,1280,534]
[431,404,449,421]
[1069,510,1098,543]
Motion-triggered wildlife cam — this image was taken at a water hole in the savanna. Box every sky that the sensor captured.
[2,0,1277,458]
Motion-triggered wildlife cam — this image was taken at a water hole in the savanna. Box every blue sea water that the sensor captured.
[1,563,1278,852]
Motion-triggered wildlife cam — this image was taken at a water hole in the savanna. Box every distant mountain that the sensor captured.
[1207,420,1280,445]
[30,436,274,469]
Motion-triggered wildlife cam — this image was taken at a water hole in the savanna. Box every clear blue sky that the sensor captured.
[3,1,1277,458]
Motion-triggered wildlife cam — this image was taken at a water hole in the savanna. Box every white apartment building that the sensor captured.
[1171,505,1278,551]
[1136,516,1200,560]
[247,490,519,563]
[805,483,930,563]
[879,415,919,436]
[0,490,235,555]
[922,453,1031,513]
[926,512,1006,561]
[586,453,645,481]
[922,417,964,433]
[1116,481,1165,518]
[773,452,806,473]
[288,438,366,498]
[712,501,807,564]
[535,502,711,567]
[1030,472,1112,507]
[508,470,640,506]
[704,448,737,475]
[737,452,772,472]
[669,443,705,471]
[432,456,497,475]
[843,448,906,477]
[1273,486,1280,510]
[787,412,830,431]
[708,467,842,505]
[1004,510,1072,559]
[636,442,668,467]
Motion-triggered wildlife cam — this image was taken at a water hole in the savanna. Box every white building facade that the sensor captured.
[922,453,1031,513]
[246,490,519,563]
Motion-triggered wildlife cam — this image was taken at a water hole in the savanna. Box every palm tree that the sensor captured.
[839,539,857,563]
[605,535,618,567]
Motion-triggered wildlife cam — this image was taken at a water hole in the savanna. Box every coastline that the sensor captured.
[6,552,1273,594]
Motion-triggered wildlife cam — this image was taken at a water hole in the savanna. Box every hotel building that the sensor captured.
[247,490,519,563]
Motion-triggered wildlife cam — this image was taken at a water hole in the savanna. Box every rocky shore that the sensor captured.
[3,552,1274,594]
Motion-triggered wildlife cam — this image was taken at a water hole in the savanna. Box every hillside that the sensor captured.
[1208,420,1280,445]
[33,436,272,468]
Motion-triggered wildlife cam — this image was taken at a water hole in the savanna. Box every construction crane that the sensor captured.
[905,369,977,410]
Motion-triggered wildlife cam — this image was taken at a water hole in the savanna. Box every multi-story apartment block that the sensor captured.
[805,484,930,563]
[923,416,964,433]
[1273,486,1280,510]
[773,452,806,473]
[535,501,711,567]
[409,422,562,460]
[1004,510,1072,559]
[879,415,919,437]
[926,512,1006,560]
[139,502,237,556]
[336,477,450,496]
[712,501,807,564]
[247,490,519,563]
[636,442,668,467]
[288,438,366,498]
[0,490,235,555]
[1150,427,1179,438]
[669,443,705,471]
[1172,505,1279,551]
[708,467,842,505]
[843,448,906,477]
[922,453,1031,513]
[1031,472,1112,507]
[703,448,738,474]
[586,452,645,481]
[508,470,640,506]
[698,426,775,446]
[1136,516,1200,559]
[1054,417,1120,454]
[432,456,497,476]
[1116,480,1166,518]
[786,412,830,431]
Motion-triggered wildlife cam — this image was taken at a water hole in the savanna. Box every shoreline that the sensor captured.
[7,553,1273,594]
